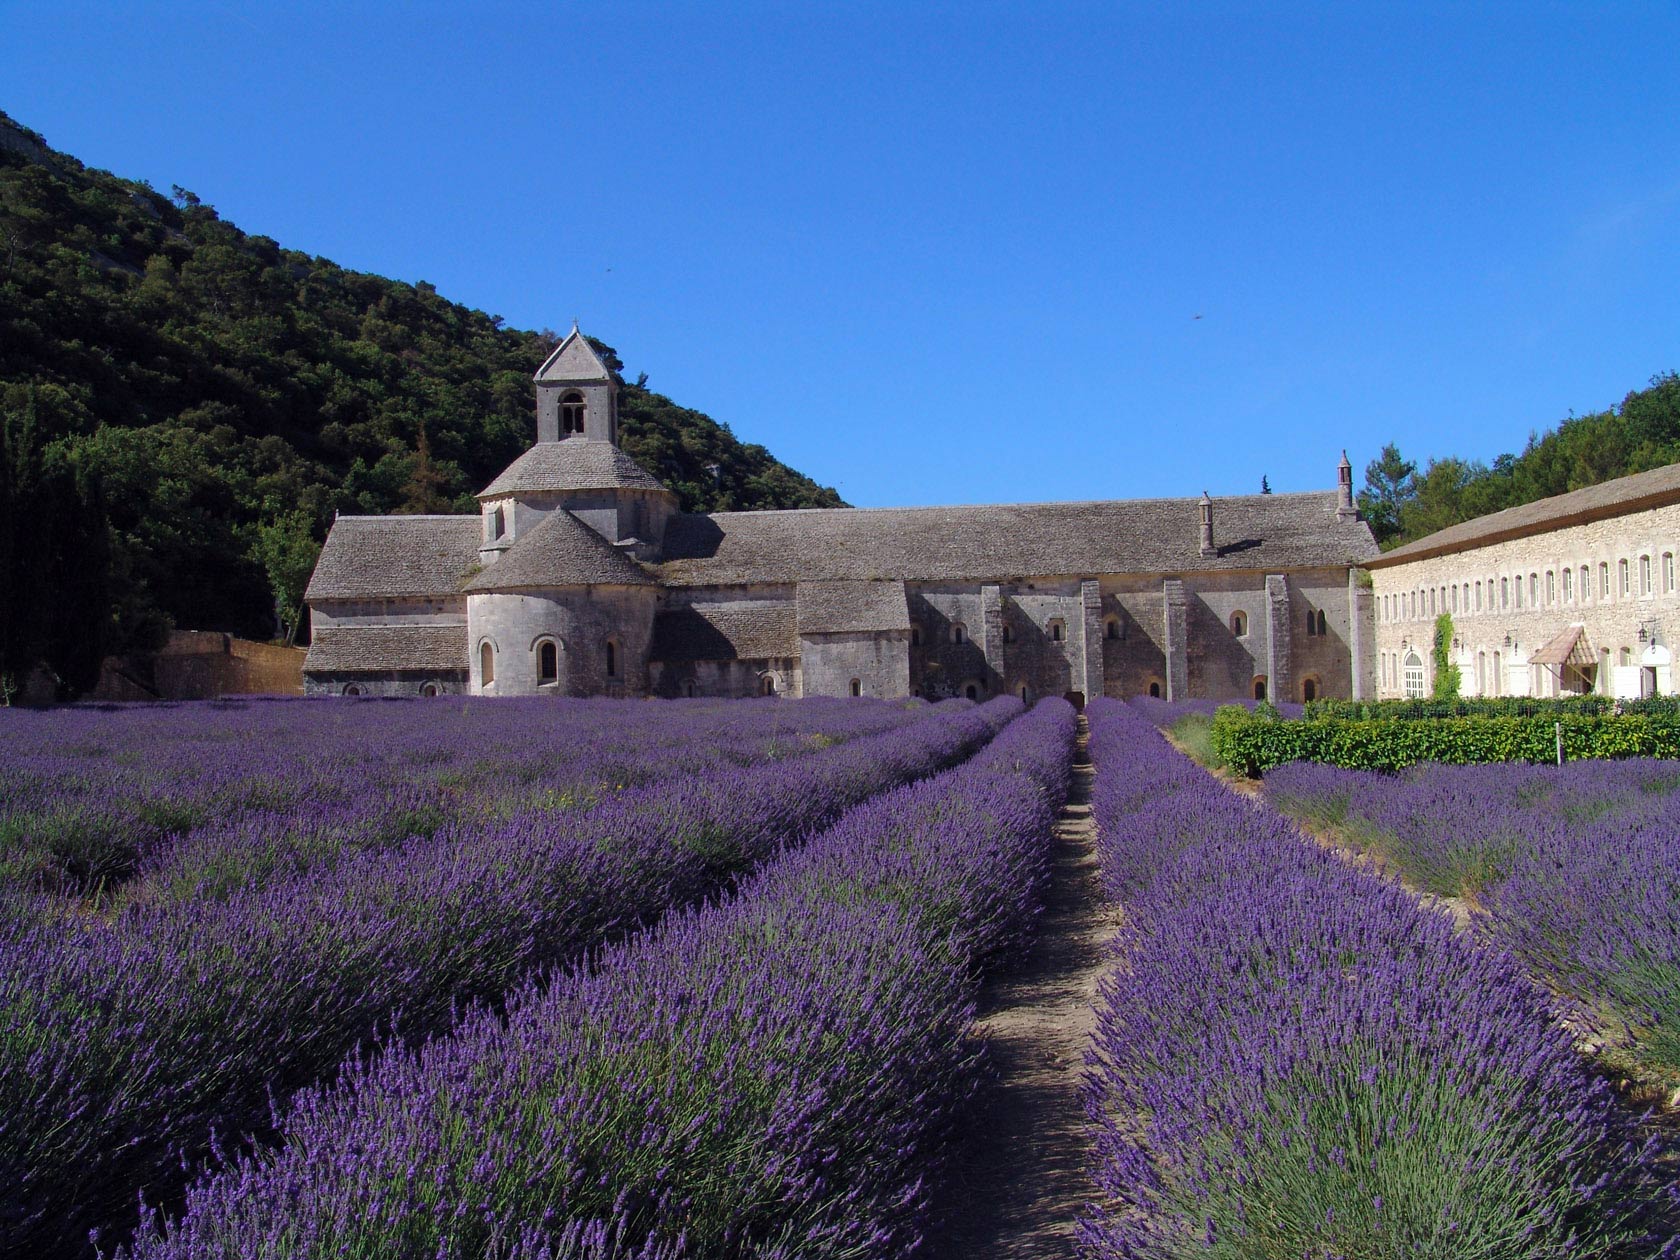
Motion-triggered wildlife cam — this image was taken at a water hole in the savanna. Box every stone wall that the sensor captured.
[1370,502,1680,699]
[800,631,910,698]
[467,586,656,697]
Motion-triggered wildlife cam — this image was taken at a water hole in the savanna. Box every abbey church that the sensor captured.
[303,327,1381,703]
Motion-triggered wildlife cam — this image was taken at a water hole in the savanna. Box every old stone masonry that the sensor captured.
[303,326,1380,702]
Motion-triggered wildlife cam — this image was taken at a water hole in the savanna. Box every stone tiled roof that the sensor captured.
[304,624,467,673]
[479,441,669,498]
[535,326,612,381]
[796,581,911,634]
[463,509,655,591]
[656,491,1376,584]
[1368,462,1680,568]
[649,603,798,662]
[305,516,481,601]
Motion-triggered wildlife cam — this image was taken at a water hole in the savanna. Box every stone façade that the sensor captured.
[303,326,1381,703]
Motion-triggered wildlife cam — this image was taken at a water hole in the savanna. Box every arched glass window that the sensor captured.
[1474,581,1482,611]
[538,639,559,685]
[479,641,494,687]
[560,391,586,435]
[1252,676,1267,701]
[1316,610,1327,636]
[1562,568,1572,602]
[1620,646,1632,667]
[1148,681,1161,698]
[1600,562,1610,597]
[951,623,966,645]
[1641,554,1652,595]
[1666,553,1675,594]
[1301,677,1317,702]
[1402,652,1425,699]
[1492,651,1502,696]
[1619,559,1630,597]
[605,639,618,678]
[1230,610,1248,637]
[1501,577,1509,609]
[1546,571,1555,605]
[1476,651,1486,695]
[1529,573,1538,604]
[849,678,861,697]
[1305,608,1316,636]
[1048,619,1064,643]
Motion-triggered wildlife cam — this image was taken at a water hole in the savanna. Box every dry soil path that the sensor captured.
[925,716,1119,1258]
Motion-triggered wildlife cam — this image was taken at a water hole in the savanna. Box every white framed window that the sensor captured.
[1666,553,1675,594]
[1641,554,1652,595]
[1563,568,1572,602]
[1230,610,1248,637]
[1501,577,1509,609]
[1601,562,1611,597]
[1546,571,1555,605]
[1403,652,1425,699]
[1620,559,1630,597]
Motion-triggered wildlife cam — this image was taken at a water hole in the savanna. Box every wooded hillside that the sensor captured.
[0,111,842,696]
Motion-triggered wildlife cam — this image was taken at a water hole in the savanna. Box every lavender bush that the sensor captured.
[1079,699,1672,1258]
[0,697,1011,1258]
[1267,757,1680,1078]
[118,700,1077,1259]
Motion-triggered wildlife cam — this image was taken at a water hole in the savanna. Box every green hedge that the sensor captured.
[1211,705,1680,777]
[1301,695,1680,722]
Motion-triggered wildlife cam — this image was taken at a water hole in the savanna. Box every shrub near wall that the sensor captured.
[1211,705,1680,777]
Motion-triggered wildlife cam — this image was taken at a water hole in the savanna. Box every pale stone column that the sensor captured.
[1265,574,1292,702]
[1163,579,1189,700]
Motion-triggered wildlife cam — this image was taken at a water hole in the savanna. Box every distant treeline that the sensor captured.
[0,110,842,697]
[1359,370,1680,548]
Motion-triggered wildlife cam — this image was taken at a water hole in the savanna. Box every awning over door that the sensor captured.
[1529,624,1595,667]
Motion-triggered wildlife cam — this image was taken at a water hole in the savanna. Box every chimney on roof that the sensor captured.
[1198,491,1215,556]
[1337,450,1357,521]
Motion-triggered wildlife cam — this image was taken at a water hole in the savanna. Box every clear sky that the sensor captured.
[3,1,1677,508]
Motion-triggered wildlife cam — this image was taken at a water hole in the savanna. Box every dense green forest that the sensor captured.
[0,110,842,697]
[1359,370,1680,549]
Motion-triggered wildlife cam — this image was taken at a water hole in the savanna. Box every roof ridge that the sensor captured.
[689,488,1340,521]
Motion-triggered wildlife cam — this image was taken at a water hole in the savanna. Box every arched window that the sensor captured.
[1641,554,1652,595]
[849,678,861,697]
[1230,610,1248,637]
[1105,616,1120,640]
[343,683,363,697]
[605,639,618,678]
[1666,553,1676,594]
[1619,558,1630,597]
[1002,625,1014,645]
[538,639,559,685]
[1450,585,1458,614]
[1402,652,1425,699]
[1316,610,1327,636]
[951,623,966,645]
[1148,681,1161,698]
[490,506,505,540]
[560,391,586,436]
[1474,581,1482,611]
[1580,565,1590,601]
[1019,685,1029,701]
[684,680,696,698]
[1476,651,1486,695]
[1529,573,1538,605]
[964,683,979,701]
[1620,646,1632,667]
[419,682,440,698]
[1252,676,1267,701]
[1301,677,1318,703]
[1501,577,1509,609]
[1048,619,1064,643]
[1304,608,1316,636]
[479,641,495,688]
[1562,568,1572,602]
[762,673,777,696]
[911,625,922,646]
[1600,562,1610,597]
[1514,577,1523,609]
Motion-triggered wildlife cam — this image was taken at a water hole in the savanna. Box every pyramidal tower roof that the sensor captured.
[536,323,613,382]
[463,508,655,591]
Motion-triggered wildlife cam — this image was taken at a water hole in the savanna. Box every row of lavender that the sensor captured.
[1079,698,1674,1258]
[2,697,1012,1257]
[1267,757,1680,1080]
[118,698,1077,1258]
[0,696,923,899]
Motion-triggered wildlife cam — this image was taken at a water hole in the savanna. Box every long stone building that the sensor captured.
[1369,462,1680,700]
[303,327,1380,703]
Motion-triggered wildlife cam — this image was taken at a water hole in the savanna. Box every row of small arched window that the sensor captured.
[476,636,619,687]
[908,616,1133,647]
[1383,553,1679,623]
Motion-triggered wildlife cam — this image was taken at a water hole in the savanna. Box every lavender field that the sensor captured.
[0,694,1029,1257]
[1267,757,1680,1087]
[1080,699,1676,1258]
[6,692,1678,1258]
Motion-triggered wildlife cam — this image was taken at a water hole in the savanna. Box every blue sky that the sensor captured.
[4,2,1677,508]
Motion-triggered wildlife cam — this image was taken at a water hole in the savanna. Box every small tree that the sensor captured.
[1432,612,1461,699]
[255,509,321,645]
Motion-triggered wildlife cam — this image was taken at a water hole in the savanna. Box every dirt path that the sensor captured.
[925,716,1119,1258]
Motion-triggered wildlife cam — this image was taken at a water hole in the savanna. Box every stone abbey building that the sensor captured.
[303,328,1380,703]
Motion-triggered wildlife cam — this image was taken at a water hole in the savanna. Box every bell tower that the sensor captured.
[534,324,619,445]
